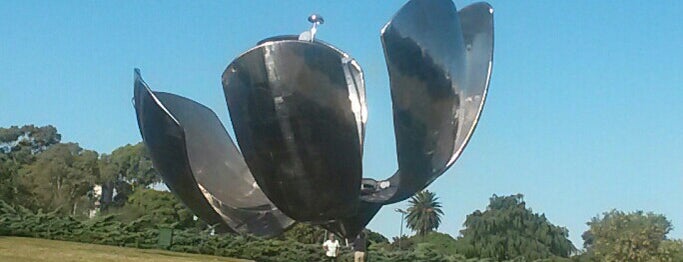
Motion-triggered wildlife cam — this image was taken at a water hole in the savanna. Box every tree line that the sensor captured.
[1,124,681,261]
[396,193,682,261]
[0,124,209,232]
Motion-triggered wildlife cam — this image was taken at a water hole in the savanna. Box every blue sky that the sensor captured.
[1,1,681,246]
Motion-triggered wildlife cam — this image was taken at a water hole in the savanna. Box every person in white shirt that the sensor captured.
[322,233,341,261]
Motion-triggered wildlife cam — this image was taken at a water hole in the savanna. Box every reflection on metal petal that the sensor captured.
[133,70,231,233]
[360,0,494,205]
[222,39,365,223]
[455,2,494,167]
[256,36,368,148]
[134,69,294,237]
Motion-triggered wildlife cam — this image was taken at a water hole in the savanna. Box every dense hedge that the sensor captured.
[0,201,324,261]
[0,201,572,262]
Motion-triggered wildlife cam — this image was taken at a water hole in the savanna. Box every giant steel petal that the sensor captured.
[244,37,368,237]
[360,0,494,204]
[133,70,232,233]
[134,70,294,237]
[223,40,363,223]
[454,2,494,167]
[153,93,295,237]
[255,36,368,149]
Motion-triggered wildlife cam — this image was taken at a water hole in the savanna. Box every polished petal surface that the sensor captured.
[223,40,364,223]
[360,0,493,205]
[134,70,294,237]
[133,70,232,233]
[455,2,494,168]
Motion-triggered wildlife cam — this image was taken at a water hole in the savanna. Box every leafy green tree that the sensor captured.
[581,210,675,262]
[0,125,62,203]
[390,235,416,251]
[658,239,683,262]
[98,143,158,210]
[0,153,20,201]
[108,188,197,229]
[17,143,99,216]
[372,232,476,262]
[388,232,460,257]
[0,125,61,156]
[406,190,444,236]
[415,232,460,257]
[456,194,575,260]
[366,228,390,244]
[281,223,327,244]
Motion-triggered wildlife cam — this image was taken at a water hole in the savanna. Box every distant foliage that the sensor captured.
[280,223,327,244]
[17,143,99,216]
[98,142,158,210]
[103,188,198,229]
[658,239,683,262]
[578,210,680,262]
[390,234,416,250]
[0,125,62,204]
[366,228,390,244]
[0,124,160,215]
[406,190,444,236]
[456,194,576,260]
[416,232,460,257]
[388,232,459,255]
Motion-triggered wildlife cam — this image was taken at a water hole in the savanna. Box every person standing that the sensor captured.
[352,232,367,262]
[322,233,340,261]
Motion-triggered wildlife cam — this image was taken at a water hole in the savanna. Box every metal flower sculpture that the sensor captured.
[133,0,493,239]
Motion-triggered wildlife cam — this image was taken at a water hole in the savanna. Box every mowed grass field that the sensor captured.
[0,237,252,262]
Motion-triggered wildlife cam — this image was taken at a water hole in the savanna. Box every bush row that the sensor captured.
[0,201,570,261]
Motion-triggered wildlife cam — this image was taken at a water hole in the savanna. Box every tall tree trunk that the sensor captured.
[100,181,114,211]
[72,201,78,216]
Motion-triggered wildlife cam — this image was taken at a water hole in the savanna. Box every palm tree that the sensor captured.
[405,190,444,236]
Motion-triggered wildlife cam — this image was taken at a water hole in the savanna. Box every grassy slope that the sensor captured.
[0,237,252,262]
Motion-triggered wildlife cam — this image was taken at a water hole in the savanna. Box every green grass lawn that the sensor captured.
[0,237,252,262]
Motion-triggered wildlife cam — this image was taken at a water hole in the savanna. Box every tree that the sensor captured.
[108,187,197,229]
[281,223,327,244]
[366,228,390,244]
[390,235,416,251]
[379,232,468,261]
[581,210,675,261]
[415,232,459,257]
[658,239,683,262]
[456,194,575,260]
[0,152,21,202]
[405,190,444,236]
[17,143,99,216]
[0,125,61,157]
[98,143,158,210]
[0,125,62,203]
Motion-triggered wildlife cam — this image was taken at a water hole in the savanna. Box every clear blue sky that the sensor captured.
[1,1,681,247]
